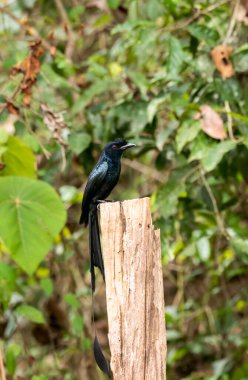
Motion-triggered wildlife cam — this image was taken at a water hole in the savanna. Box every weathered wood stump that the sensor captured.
[99,197,166,380]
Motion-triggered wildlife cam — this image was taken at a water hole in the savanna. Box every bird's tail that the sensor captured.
[88,205,111,378]
[89,204,105,292]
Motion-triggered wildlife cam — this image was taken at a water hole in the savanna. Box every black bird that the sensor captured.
[79,138,135,378]
[80,138,135,290]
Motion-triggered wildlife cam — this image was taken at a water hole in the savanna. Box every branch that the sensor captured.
[168,0,231,31]
[224,101,235,140]
[199,168,227,237]
[54,0,75,59]
[0,7,52,51]
[223,0,240,44]
[122,157,172,184]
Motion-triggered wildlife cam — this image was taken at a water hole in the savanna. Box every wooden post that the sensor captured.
[99,197,166,380]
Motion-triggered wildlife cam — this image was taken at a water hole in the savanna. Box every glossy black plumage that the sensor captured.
[79,138,135,378]
[80,138,135,290]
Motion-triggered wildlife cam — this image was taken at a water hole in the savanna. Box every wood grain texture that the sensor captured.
[99,197,166,380]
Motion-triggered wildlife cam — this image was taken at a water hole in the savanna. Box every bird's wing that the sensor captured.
[80,161,108,225]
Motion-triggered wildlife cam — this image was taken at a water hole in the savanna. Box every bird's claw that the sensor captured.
[96,200,113,209]
[96,199,114,204]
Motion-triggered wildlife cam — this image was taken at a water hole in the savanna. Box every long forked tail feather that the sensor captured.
[89,205,110,378]
[89,205,105,292]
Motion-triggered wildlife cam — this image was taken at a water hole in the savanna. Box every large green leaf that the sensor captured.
[0,136,36,178]
[176,119,201,153]
[201,140,237,172]
[71,79,115,114]
[156,181,186,218]
[0,262,16,305]
[188,23,219,46]
[15,304,45,324]
[167,36,186,77]
[107,0,120,10]
[0,176,66,274]
[68,132,91,154]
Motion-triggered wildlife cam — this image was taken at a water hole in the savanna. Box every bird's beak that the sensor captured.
[120,143,136,151]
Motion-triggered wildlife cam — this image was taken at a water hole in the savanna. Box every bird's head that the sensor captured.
[104,138,136,157]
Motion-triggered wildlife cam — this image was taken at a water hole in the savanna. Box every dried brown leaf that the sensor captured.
[48,31,55,41]
[23,94,31,107]
[9,39,43,107]
[10,61,24,76]
[197,105,227,140]
[40,103,67,146]
[6,101,20,115]
[49,46,57,57]
[63,23,69,34]
[211,45,234,79]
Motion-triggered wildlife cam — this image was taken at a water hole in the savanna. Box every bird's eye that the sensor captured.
[112,145,118,149]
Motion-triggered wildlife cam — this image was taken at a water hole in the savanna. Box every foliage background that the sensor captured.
[1,0,248,379]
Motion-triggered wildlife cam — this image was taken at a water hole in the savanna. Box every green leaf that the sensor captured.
[212,358,230,378]
[147,96,167,123]
[0,176,66,274]
[40,278,54,296]
[156,124,176,151]
[16,304,45,324]
[196,237,211,262]
[64,292,80,309]
[5,343,22,376]
[233,52,248,73]
[176,120,201,152]
[41,64,76,90]
[157,181,186,218]
[72,79,114,114]
[231,237,248,263]
[107,0,120,10]
[0,136,36,178]
[71,314,84,334]
[0,262,16,305]
[146,0,165,20]
[0,129,9,144]
[127,70,149,96]
[68,132,91,154]
[112,20,153,34]
[167,36,186,77]
[201,140,237,172]
[22,133,40,153]
[0,262,16,286]
[31,376,49,380]
[188,23,219,46]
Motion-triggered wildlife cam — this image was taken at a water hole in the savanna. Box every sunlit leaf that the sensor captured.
[201,140,237,172]
[176,119,201,152]
[15,304,45,324]
[68,132,91,154]
[167,36,186,77]
[196,237,211,262]
[1,136,36,178]
[107,0,120,10]
[188,23,219,46]
[0,176,66,274]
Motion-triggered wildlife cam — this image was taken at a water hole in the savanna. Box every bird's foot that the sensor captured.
[95,199,113,210]
[97,199,113,203]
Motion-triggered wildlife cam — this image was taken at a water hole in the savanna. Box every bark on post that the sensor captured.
[99,197,166,380]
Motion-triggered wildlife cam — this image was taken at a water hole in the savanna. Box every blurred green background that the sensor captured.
[1,0,248,379]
